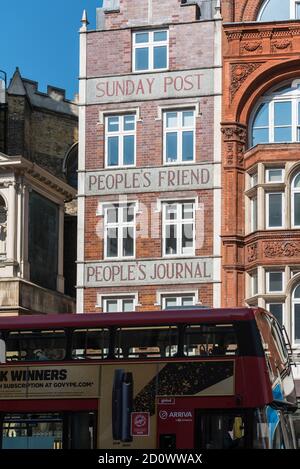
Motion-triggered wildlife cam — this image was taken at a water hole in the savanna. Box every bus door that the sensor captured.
[1,412,97,449]
[194,409,248,449]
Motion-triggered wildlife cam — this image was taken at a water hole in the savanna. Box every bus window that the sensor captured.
[114,326,178,359]
[271,319,289,365]
[184,324,238,357]
[6,330,66,361]
[273,419,286,449]
[72,329,109,359]
[0,337,5,363]
[253,408,269,449]
[255,311,289,380]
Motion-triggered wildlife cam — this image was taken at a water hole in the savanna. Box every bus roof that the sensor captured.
[0,308,261,330]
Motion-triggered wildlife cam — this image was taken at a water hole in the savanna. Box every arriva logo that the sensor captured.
[159,410,192,419]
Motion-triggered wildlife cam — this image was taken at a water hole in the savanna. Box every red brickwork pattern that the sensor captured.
[221,0,264,22]
[84,190,214,261]
[87,22,215,77]
[103,0,198,31]
[82,0,217,313]
[85,97,214,171]
[83,284,213,313]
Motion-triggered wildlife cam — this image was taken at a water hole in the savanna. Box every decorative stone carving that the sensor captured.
[264,241,300,258]
[227,32,242,41]
[221,125,247,143]
[230,63,262,99]
[271,40,292,52]
[247,243,258,263]
[241,41,262,54]
[226,142,234,165]
[290,28,300,36]
[259,31,273,39]
[237,143,245,165]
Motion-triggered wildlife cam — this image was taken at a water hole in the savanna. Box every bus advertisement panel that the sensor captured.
[0,364,100,399]
[99,360,234,449]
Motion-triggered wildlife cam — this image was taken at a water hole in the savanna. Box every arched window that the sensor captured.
[250,80,300,147]
[292,173,300,227]
[292,284,300,344]
[63,143,78,190]
[0,195,7,259]
[258,0,300,21]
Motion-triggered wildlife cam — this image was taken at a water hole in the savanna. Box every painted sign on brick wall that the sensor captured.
[86,68,217,104]
[85,164,214,196]
[85,257,213,287]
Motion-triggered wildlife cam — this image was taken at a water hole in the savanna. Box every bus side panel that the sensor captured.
[235,357,273,407]
[156,396,239,449]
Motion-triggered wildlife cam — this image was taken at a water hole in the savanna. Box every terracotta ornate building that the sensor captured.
[222,0,300,385]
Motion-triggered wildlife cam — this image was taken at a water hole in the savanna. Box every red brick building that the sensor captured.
[77,0,222,313]
[222,0,300,385]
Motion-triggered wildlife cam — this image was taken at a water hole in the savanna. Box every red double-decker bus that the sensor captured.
[0,307,297,449]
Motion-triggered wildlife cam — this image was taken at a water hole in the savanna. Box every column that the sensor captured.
[21,183,30,279]
[7,181,16,263]
[77,12,88,313]
[221,122,247,307]
[56,204,65,293]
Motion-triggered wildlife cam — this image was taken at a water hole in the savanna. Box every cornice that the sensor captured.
[0,154,76,199]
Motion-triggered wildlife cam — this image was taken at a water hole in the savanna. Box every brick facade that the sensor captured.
[78,0,222,313]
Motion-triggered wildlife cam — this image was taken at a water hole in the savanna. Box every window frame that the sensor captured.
[265,168,284,183]
[250,196,258,232]
[250,172,258,188]
[292,0,300,18]
[105,114,136,168]
[162,200,196,257]
[132,29,169,73]
[251,271,258,296]
[104,203,136,260]
[250,81,300,147]
[265,191,284,229]
[257,0,300,21]
[267,302,284,327]
[292,284,300,346]
[266,271,284,293]
[291,172,300,228]
[163,109,196,165]
[102,296,136,313]
[162,293,196,310]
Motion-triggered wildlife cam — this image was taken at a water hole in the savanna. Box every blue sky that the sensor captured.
[0,0,103,100]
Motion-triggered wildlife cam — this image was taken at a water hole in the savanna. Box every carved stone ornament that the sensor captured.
[226,142,234,165]
[271,40,292,52]
[241,41,262,54]
[247,243,258,263]
[227,32,242,42]
[230,63,262,100]
[264,241,300,258]
[221,125,247,143]
[237,143,245,165]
